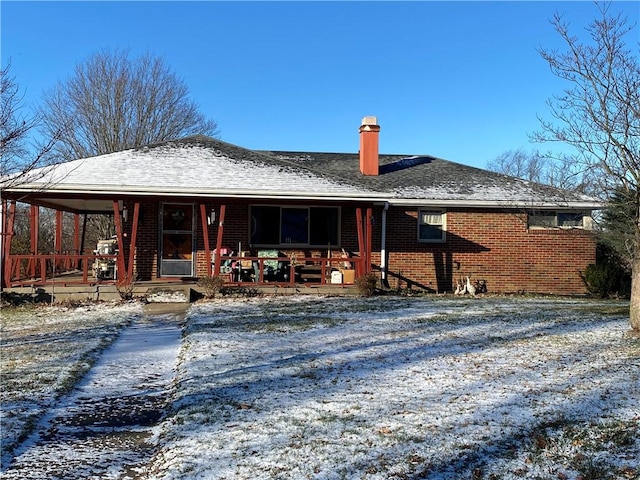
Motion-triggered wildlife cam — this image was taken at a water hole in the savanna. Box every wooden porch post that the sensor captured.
[113,201,127,283]
[365,207,373,274]
[55,210,63,255]
[30,205,40,277]
[356,207,365,275]
[200,203,212,277]
[126,202,140,284]
[79,214,88,272]
[3,200,16,288]
[73,213,80,269]
[213,204,227,277]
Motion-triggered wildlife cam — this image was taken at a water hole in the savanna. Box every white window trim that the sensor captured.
[528,211,591,230]
[418,209,446,243]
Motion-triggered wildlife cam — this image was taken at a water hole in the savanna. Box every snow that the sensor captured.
[18,144,374,198]
[1,303,182,478]
[1,295,638,479]
[150,296,639,480]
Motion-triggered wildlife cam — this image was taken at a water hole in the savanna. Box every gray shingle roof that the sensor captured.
[5,135,601,209]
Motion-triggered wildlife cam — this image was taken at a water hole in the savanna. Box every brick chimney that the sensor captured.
[359,116,380,176]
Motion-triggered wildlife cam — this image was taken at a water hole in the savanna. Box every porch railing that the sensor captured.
[5,254,117,287]
[215,255,363,286]
[4,253,364,288]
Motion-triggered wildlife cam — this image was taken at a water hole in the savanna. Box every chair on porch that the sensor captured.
[256,249,288,282]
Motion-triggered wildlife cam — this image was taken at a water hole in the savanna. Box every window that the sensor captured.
[251,206,340,246]
[528,211,587,229]
[418,210,446,242]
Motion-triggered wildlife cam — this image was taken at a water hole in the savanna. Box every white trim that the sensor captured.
[418,209,447,243]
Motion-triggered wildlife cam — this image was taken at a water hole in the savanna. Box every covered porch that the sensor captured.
[1,195,377,295]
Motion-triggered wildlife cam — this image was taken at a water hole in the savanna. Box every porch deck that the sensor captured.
[2,271,359,304]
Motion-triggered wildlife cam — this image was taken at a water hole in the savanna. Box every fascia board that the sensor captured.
[6,185,604,209]
[5,184,389,202]
[384,198,604,210]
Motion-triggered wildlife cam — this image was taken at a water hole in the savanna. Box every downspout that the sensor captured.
[380,201,390,288]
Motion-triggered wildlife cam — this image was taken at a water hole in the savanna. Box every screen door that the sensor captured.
[159,203,194,277]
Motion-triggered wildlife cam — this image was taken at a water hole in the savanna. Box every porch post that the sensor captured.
[3,200,16,288]
[0,199,5,289]
[199,203,212,277]
[356,207,365,276]
[214,204,227,277]
[112,200,127,283]
[126,202,140,284]
[55,210,63,255]
[30,205,40,278]
[79,214,88,272]
[73,213,80,269]
[365,207,373,274]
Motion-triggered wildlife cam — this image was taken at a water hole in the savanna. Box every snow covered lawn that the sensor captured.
[1,295,638,479]
[0,301,142,468]
[151,295,639,480]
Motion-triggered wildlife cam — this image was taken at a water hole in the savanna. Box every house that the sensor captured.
[1,117,601,297]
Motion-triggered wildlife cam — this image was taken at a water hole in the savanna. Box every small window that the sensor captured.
[529,211,586,229]
[558,212,584,227]
[419,210,445,242]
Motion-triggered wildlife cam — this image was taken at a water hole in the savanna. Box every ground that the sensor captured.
[1,295,639,479]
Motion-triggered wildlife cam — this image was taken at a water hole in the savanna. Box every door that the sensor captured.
[160,203,194,277]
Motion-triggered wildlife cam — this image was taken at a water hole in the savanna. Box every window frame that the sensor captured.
[250,205,341,248]
[418,209,446,243]
[528,210,590,229]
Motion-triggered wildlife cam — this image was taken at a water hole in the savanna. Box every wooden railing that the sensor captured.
[5,254,117,287]
[215,255,363,286]
[5,254,364,288]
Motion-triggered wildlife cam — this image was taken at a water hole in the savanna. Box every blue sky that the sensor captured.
[2,1,638,169]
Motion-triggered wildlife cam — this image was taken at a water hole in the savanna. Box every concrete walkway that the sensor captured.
[2,304,186,480]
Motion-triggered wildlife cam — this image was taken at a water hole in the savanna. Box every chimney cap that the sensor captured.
[361,116,378,126]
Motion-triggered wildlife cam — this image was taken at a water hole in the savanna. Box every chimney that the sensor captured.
[359,116,380,176]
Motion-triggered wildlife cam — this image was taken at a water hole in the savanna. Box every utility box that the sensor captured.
[340,269,355,284]
[331,271,343,284]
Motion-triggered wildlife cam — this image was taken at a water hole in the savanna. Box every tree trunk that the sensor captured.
[630,225,640,331]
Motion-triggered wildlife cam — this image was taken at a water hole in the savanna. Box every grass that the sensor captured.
[0,301,141,467]
[1,295,638,479]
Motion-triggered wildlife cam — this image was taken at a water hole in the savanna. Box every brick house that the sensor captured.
[1,117,601,295]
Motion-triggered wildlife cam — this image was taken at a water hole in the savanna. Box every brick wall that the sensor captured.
[383,207,596,295]
[126,201,596,294]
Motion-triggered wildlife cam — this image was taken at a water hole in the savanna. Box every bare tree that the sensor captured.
[1,61,58,189]
[487,149,546,182]
[533,2,640,330]
[39,48,219,161]
[487,149,594,194]
[37,49,220,250]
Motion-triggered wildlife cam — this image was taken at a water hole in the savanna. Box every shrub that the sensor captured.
[197,275,226,298]
[115,280,135,301]
[582,262,631,299]
[355,272,379,297]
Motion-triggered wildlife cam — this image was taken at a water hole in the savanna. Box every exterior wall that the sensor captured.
[383,207,596,295]
[127,201,596,295]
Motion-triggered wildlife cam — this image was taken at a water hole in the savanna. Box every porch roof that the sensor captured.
[3,135,602,212]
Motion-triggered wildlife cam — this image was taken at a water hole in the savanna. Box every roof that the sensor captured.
[3,135,601,212]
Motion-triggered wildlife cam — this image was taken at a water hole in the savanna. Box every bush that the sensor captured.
[582,262,631,299]
[197,275,226,298]
[355,272,379,297]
